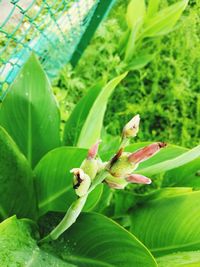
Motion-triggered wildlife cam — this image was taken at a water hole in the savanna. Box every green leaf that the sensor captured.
[141,0,188,38]
[34,147,103,216]
[125,22,142,62]
[146,0,161,18]
[157,251,200,267]
[0,126,37,220]
[126,0,146,29]
[126,53,155,71]
[64,73,127,149]
[163,157,200,187]
[0,54,60,167]
[130,189,200,257]
[42,212,157,267]
[63,82,103,146]
[0,216,74,266]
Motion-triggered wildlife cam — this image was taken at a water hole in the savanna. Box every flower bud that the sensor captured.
[128,142,167,164]
[105,174,128,189]
[122,114,140,138]
[70,168,91,197]
[126,174,151,184]
[87,140,101,159]
[80,159,98,180]
[109,152,138,177]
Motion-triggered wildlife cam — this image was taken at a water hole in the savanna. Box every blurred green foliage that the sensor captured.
[53,0,200,148]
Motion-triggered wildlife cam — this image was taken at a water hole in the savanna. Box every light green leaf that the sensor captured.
[63,82,103,146]
[0,216,74,266]
[42,212,157,267]
[157,251,200,267]
[74,73,127,148]
[147,0,161,18]
[126,0,146,29]
[141,0,188,38]
[125,21,142,62]
[163,157,200,187]
[34,147,103,216]
[130,189,200,257]
[0,126,36,220]
[0,54,60,167]
[126,53,155,70]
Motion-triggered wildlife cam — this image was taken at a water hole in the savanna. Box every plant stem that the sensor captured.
[39,170,108,244]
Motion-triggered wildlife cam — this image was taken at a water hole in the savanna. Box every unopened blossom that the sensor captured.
[122,114,140,138]
[128,142,166,164]
[126,174,151,184]
[81,140,101,180]
[71,168,91,197]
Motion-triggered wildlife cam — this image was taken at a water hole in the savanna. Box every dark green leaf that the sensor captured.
[0,126,36,220]
[0,216,74,266]
[0,54,60,167]
[43,212,157,267]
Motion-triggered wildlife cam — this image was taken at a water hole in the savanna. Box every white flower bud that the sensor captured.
[70,168,91,197]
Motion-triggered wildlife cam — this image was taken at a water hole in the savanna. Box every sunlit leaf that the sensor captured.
[141,0,188,38]
[0,54,60,167]
[146,0,161,18]
[130,189,200,257]
[64,73,127,149]
[34,147,103,216]
[126,0,146,29]
[0,126,36,220]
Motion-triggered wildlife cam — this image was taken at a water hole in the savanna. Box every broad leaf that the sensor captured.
[0,126,36,220]
[157,251,200,267]
[42,212,157,267]
[64,73,127,148]
[0,216,74,266]
[163,157,200,187]
[141,0,188,38]
[130,189,200,257]
[0,54,60,167]
[34,147,103,216]
[126,0,146,29]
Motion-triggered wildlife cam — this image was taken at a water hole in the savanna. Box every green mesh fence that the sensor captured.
[0,0,115,98]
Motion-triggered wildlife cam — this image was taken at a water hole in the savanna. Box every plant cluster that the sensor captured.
[0,53,199,266]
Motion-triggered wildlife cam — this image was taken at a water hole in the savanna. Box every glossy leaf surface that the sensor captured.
[0,54,60,167]
[0,126,36,220]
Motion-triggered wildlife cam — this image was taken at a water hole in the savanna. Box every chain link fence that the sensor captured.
[0,0,115,97]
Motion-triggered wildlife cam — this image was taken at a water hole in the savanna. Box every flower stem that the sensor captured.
[39,170,108,244]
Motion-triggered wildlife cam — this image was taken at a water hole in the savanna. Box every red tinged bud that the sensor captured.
[128,142,167,164]
[87,140,101,159]
[126,174,152,184]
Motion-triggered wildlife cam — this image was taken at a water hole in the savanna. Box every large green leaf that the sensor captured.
[0,216,74,266]
[0,126,36,220]
[140,0,188,38]
[0,54,60,167]
[146,0,161,18]
[42,212,157,267]
[34,147,103,216]
[163,157,200,187]
[130,189,200,257]
[64,73,127,148]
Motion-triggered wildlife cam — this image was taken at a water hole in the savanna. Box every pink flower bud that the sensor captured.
[126,174,152,184]
[122,114,140,138]
[128,142,167,164]
[87,140,101,159]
